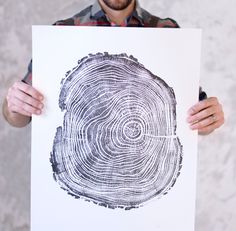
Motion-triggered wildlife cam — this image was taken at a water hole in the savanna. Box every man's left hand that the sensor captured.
[187,97,224,135]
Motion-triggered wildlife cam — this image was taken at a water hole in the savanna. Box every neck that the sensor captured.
[99,0,135,25]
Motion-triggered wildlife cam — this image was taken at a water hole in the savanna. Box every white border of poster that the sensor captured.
[31,26,201,231]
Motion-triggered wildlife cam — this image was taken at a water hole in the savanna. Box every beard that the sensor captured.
[102,0,133,11]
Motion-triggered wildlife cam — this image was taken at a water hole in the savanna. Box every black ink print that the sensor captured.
[50,53,183,210]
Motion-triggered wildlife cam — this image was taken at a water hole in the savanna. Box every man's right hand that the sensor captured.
[2,81,44,127]
[6,81,44,116]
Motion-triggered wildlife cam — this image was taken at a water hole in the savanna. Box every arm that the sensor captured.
[2,81,44,128]
[187,97,224,135]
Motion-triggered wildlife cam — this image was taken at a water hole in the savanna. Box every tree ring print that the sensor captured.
[50,53,183,210]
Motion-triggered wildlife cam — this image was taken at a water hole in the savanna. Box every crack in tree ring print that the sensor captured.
[50,53,183,210]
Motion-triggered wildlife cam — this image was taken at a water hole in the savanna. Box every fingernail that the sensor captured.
[36,110,41,115]
[190,124,197,129]
[188,108,193,115]
[186,117,191,123]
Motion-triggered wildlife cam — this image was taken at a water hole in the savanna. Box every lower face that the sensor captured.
[102,0,134,11]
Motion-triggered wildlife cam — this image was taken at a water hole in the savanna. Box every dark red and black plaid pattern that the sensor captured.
[22,1,179,84]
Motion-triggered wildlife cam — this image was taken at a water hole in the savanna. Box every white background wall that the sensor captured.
[0,0,235,230]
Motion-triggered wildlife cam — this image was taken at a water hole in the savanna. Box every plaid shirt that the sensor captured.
[54,1,179,28]
[22,0,179,85]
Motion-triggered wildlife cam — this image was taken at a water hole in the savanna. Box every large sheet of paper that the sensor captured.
[32,26,201,231]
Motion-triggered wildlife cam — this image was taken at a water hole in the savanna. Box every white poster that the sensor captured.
[31,26,201,231]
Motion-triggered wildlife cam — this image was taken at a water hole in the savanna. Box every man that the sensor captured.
[2,0,224,134]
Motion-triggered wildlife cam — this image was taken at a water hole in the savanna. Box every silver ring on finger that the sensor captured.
[211,114,217,123]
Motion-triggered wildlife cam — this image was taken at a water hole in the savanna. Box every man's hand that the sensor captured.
[3,81,44,127]
[187,97,224,135]
[6,81,44,116]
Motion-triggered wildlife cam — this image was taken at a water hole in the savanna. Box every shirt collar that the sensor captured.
[91,0,145,26]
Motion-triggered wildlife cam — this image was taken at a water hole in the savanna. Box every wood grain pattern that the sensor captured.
[50,53,183,209]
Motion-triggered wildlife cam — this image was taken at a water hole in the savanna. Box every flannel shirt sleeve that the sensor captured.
[22,59,32,85]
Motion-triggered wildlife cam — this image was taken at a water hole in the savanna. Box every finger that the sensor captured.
[8,105,32,117]
[190,111,224,130]
[188,97,219,115]
[198,120,224,135]
[8,96,42,115]
[190,114,216,130]
[12,88,44,110]
[187,105,219,123]
[13,81,44,100]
